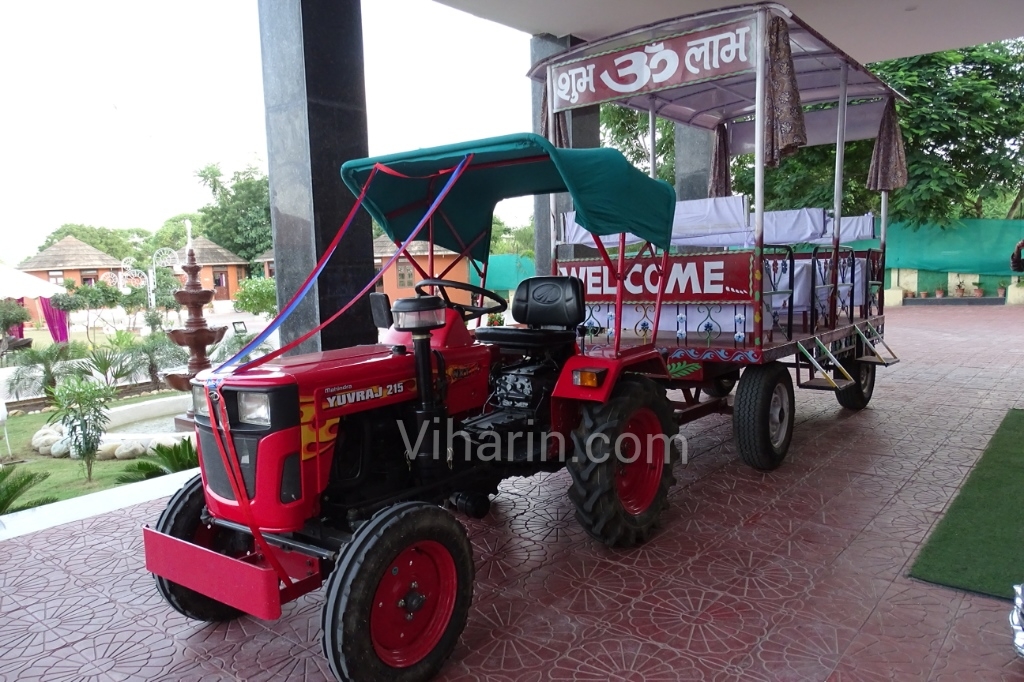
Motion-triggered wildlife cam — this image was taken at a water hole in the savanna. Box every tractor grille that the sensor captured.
[197,425,259,500]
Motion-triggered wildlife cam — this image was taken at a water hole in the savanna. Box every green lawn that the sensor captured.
[910,409,1024,599]
[3,390,181,507]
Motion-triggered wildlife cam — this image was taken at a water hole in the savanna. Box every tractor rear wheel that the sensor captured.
[835,358,875,410]
[321,502,474,682]
[568,376,677,548]
[154,475,246,622]
[733,362,794,471]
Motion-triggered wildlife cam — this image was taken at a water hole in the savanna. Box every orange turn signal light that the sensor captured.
[572,368,607,388]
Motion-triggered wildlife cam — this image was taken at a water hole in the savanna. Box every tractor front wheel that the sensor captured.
[733,362,795,471]
[154,475,246,622]
[568,376,677,548]
[321,502,474,682]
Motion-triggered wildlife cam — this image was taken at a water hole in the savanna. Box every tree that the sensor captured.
[196,163,273,264]
[149,213,206,252]
[154,267,183,316]
[62,281,123,345]
[49,376,115,482]
[120,285,148,331]
[733,40,1024,225]
[234,277,278,317]
[36,224,150,262]
[600,105,676,185]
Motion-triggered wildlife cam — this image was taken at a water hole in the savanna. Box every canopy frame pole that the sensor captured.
[649,99,658,180]
[830,62,849,328]
[879,190,888,316]
[753,8,767,347]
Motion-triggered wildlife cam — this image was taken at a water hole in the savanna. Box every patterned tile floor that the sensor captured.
[3,306,1024,681]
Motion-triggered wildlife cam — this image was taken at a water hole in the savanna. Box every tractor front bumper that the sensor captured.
[143,526,322,621]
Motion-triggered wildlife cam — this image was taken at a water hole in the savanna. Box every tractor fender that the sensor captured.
[552,351,669,403]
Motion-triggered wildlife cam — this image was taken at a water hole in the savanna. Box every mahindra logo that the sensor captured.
[532,283,563,304]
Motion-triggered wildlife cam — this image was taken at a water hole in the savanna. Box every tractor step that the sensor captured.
[801,377,854,391]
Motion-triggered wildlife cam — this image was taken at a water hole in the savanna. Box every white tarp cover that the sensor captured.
[0,264,63,300]
[564,197,873,248]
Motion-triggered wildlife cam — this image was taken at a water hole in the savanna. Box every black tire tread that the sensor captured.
[733,363,794,471]
[153,474,242,622]
[835,358,875,410]
[705,374,738,398]
[567,376,677,548]
[321,502,473,682]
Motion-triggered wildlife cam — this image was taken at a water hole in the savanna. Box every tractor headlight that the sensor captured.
[392,295,446,332]
[237,392,271,426]
[192,386,210,417]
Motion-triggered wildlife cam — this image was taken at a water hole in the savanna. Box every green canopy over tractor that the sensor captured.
[340,132,676,262]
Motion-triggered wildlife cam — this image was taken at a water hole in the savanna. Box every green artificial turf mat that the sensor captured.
[909,408,1024,600]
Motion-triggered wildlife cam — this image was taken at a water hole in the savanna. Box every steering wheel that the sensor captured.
[413,278,507,322]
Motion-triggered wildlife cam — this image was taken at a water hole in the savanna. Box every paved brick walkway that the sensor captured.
[2,306,1024,681]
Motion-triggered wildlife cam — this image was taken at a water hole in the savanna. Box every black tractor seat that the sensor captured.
[475,276,584,353]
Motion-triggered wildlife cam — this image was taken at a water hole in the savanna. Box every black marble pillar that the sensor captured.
[258,0,376,354]
[531,34,600,276]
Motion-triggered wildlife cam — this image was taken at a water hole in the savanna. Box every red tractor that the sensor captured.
[145,7,906,679]
[145,134,692,682]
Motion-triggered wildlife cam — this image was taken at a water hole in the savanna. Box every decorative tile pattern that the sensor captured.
[2,307,1024,681]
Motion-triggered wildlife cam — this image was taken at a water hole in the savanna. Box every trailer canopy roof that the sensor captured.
[528,3,905,149]
[341,132,676,261]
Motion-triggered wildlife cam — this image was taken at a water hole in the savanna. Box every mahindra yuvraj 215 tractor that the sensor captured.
[144,133,692,682]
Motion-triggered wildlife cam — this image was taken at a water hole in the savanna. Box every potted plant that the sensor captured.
[972,281,984,297]
[935,287,945,298]
[954,278,966,297]
[918,290,929,298]
[998,280,1007,297]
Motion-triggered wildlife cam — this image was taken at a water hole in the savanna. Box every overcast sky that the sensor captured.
[0,1,533,266]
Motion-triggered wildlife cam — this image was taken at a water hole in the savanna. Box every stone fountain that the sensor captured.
[163,245,226,430]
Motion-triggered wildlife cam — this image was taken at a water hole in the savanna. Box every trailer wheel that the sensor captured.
[153,474,246,622]
[835,358,875,410]
[733,363,794,471]
[321,502,473,682]
[568,376,677,548]
[705,372,738,398]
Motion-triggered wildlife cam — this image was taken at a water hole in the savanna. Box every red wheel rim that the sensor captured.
[614,407,665,515]
[369,540,458,668]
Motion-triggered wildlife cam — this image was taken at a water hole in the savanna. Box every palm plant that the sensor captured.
[0,466,58,514]
[5,342,89,400]
[84,347,145,387]
[115,440,198,484]
[130,333,189,385]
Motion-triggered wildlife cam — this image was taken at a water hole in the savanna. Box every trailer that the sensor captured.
[528,0,906,468]
[143,4,907,681]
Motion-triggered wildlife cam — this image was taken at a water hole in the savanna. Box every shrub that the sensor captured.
[0,300,31,335]
[48,376,115,482]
